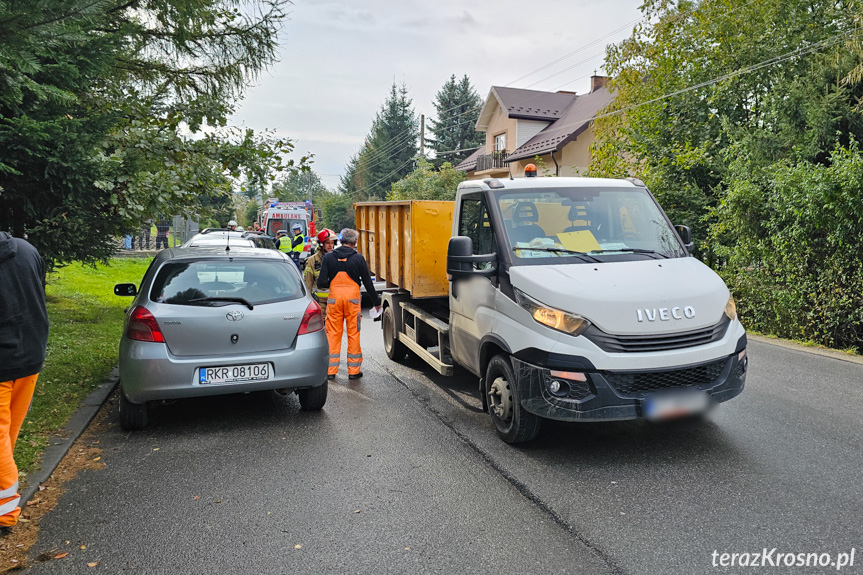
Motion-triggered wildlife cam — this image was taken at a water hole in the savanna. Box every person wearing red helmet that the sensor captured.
[303,228,337,321]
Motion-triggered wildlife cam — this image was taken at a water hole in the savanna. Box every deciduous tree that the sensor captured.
[590,0,863,351]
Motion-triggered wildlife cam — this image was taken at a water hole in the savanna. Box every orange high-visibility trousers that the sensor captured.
[325,270,363,376]
[0,374,38,527]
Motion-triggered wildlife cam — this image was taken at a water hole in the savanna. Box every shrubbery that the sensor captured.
[713,145,863,352]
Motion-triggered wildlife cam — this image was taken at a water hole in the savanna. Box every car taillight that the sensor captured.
[127,306,165,342]
[298,300,324,334]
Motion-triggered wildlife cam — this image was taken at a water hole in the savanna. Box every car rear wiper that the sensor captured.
[189,297,255,310]
[589,248,670,259]
[512,246,601,262]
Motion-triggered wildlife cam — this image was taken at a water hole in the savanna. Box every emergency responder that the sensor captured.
[227,220,238,231]
[276,230,290,253]
[290,222,304,266]
[317,228,381,380]
[0,232,48,535]
[303,229,337,321]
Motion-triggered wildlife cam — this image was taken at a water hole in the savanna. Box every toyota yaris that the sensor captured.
[114,246,329,430]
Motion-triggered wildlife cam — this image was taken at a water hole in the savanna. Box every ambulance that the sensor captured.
[263,201,315,265]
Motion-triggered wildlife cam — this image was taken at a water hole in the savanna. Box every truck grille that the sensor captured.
[583,316,730,353]
[565,380,593,401]
[602,358,727,397]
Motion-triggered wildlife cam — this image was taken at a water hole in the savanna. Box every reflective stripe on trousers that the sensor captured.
[325,269,362,376]
[0,374,38,526]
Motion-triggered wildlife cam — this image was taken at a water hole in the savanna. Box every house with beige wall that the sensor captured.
[456,76,613,179]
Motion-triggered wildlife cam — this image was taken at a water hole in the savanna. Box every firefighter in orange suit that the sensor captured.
[317,228,381,380]
[0,232,48,535]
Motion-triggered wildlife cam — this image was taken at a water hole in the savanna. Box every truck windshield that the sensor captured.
[497,187,687,260]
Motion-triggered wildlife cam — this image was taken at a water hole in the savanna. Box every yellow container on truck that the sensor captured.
[355,201,454,299]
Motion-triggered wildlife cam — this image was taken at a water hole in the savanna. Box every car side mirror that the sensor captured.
[114,283,138,297]
[674,225,694,253]
[447,236,497,280]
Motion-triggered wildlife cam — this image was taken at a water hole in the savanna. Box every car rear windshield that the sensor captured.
[150,260,303,306]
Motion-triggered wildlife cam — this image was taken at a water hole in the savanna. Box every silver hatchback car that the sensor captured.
[114,246,328,430]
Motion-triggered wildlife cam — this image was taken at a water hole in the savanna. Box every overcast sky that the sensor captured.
[230,0,643,191]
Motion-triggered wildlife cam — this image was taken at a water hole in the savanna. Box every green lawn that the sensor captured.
[14,257,152,476]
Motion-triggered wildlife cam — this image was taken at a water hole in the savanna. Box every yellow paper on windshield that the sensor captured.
[557,230,601,253]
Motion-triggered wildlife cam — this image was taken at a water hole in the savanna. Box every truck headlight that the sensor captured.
[515,289,590,336]
[724,296,737,321]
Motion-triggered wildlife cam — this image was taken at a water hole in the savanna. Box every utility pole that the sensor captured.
[419,114,425,158]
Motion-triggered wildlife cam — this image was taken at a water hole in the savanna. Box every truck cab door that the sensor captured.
[449,193,497,375]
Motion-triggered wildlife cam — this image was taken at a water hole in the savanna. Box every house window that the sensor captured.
[494,133,506,153]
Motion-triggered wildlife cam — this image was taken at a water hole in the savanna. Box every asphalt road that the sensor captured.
[24,313,863,574]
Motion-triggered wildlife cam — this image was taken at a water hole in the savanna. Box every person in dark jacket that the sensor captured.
[317,228,381,380]
[0,232,48,534]
[155,219,170,249]
[137,221,151,250]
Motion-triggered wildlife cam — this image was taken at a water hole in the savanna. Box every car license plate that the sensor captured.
[199,363,271,385]
[643,390,709,421]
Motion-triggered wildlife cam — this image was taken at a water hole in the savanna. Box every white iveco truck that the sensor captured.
[355,174,747,444]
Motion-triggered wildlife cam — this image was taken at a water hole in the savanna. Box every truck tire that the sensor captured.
[297,382,327,411]
[119,388,148,431]
[485,354,541,444]
[382,305,408,361]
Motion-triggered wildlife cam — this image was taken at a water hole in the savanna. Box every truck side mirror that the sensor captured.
[447,237,473,279]
[674,225,694,253]
[447,236,497,280]
[114,283,137,297]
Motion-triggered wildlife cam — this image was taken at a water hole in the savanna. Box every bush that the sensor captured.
[387,159,464,201]
[713,144,863,352]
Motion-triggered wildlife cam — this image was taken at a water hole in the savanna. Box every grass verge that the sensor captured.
[14,257,152,477]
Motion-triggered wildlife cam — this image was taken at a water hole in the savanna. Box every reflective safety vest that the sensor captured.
[278,237,291,254]
[291,233,304,254]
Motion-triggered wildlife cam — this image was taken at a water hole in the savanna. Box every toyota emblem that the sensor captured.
[226,311,244,322]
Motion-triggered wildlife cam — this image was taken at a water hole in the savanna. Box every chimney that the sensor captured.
[590,75,609,93]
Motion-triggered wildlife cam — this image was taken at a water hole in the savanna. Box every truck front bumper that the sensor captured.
[514,349,747,422]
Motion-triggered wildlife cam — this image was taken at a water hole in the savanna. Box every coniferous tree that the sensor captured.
[352,82,419,200]
[0,0,298,266]
[428,74,483,166]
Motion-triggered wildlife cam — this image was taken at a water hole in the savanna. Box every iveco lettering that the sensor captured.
[637,306,696,322]
[358,170,748,444]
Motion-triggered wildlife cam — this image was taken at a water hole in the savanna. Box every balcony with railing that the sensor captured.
[475,150,508,172]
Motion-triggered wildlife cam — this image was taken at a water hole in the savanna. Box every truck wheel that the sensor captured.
[297,382,327,411]
[119,388,148,431]
[382,305,408,361]
[485,354,541,444]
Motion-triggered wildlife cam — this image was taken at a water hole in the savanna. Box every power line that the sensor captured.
[351,157,416,198]
[514,0,763,93]
[339,0,777,184]
[503,28,859,146]
[524,50,607,89]
[506,17,643,86]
